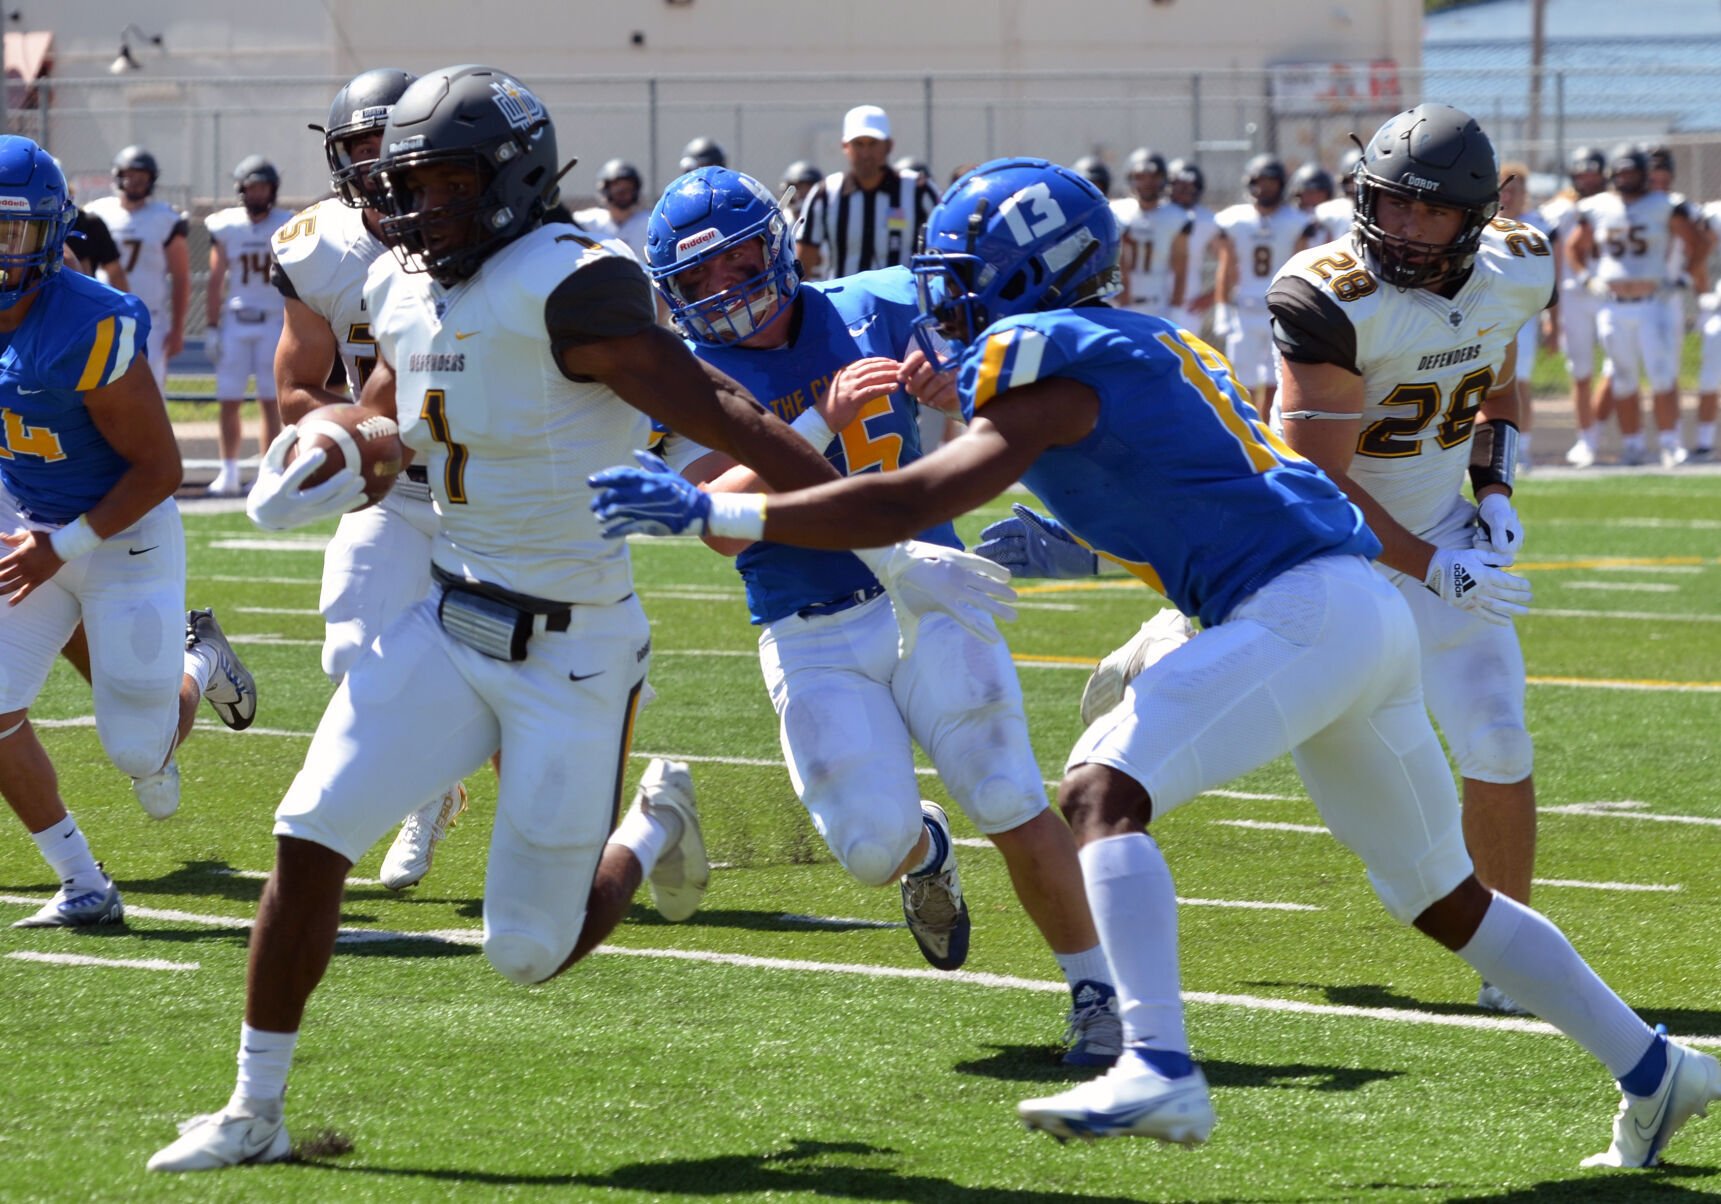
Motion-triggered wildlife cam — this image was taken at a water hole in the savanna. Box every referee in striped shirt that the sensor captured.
[794,105,939,281]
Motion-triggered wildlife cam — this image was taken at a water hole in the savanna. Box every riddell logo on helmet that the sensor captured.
[1405,174,1441,191]
[676,227,721,257]
[0,196,29,212]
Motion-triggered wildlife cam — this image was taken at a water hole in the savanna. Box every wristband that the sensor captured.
[788,406,836,450]
[1468,419,1519,496]
[706,492,767,541]
[48,515,102,561]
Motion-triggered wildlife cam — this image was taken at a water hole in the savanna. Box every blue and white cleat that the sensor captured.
[1582,1038,1721,1168]
[1062,979,1123,1067]
[900,801,969,971]
[11,871,124,928]
[1019,1049,1214,1145]
[187,608,257,731]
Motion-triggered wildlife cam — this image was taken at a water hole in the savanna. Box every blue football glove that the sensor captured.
[974,503,1098,579]
[588,450,712,538]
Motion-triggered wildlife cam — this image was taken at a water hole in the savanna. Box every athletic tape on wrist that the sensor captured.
[705,492,767,541]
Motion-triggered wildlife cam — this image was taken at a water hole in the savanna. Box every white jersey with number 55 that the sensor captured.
[364,222,652,605]
[1267,219,1555,535]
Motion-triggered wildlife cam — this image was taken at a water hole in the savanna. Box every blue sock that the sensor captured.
[1130,1044,1194,1079]
[908,812,950,878]
[1620,1028,1669,1097]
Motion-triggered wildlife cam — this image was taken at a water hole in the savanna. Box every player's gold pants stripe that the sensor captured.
[75,317,116,392]
[608,677,646,834]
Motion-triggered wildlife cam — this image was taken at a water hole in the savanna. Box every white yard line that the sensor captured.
[1533,878,1682,893]
[1530,608,1721,623]
[202,574,320,585]
[6,893,1714,1046]
[234,607,320,616]
[207,537,330,552]
[1215,819,1329,835]
[1541,801,1721,828]
[1565,582,1680,593]
[5,951,198,972]
[1535,517,1721,531]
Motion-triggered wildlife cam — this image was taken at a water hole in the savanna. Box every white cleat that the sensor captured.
[1661,445,1689,470]
[132,759,181,820]
[147,1104,290,1172]
[1079,609,1197,727]
[635,758,708,922]
[1477,982,1533,1016]
[380,784,468,890]
[187,608,257,731]
[1582,1040,1721,1169]
[1564,439,1596,469]
[1019,1050,1215,1145]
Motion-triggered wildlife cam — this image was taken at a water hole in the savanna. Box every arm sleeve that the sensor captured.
[1267,276,1359,375]
[83,215,121,267]
[544,253,658,367]
[270,255,300,302]
[168,217,190,244]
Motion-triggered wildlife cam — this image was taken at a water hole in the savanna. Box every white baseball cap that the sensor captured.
[842,105,891,143]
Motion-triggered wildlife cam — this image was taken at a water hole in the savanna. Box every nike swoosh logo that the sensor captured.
[848,317,878,336]
[454,330,481,340]
[128,546,157,556]
[1477,324,1499,336]
[17,387,43,395]
[1631,1049,1681,1150]
[568,670,603,682]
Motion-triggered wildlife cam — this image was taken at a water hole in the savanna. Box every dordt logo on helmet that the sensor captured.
[1352,102,1499,290]
[318,67,417,208]
[370,64,559,288]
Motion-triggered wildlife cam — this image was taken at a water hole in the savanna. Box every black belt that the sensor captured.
[796,583,885,620]
[405,465,429,484]
[432,564,572,631]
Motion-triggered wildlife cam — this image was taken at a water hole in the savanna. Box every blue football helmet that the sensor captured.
[909,157,1120,369]
[0,136,74,310]
[644,167,801,346]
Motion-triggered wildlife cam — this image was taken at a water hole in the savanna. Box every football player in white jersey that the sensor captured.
[1212,155,1322,413]
[84,147,189,389]
[1291,162,1345,244]
[1268,105,1549,1015]
[269,68,481,891]
[149,64,1013,1174]
[1164,157,1219,334]
[1112,148,1190,319]
[572,159,650,260]
[202,156,293,496]
[1696,197,1721,461]
[1497,161,1546,471]
[1542,147,1609,466]
[1313,146,1360,246]
[1568,144,1708,467]
[1647,146,1713,462]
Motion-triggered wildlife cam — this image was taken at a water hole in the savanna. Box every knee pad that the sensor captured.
[1458,722,1534,785]
[959,772,1046,836]
[840,834,911,888]
[484,931,560,985]
[100,722,174,781]
[321,624,366,685]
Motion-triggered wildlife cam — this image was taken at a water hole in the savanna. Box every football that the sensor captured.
[287,404,403,509]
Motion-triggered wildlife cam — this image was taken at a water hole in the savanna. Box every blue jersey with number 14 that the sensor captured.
[689,266,960,624]
[958,307,1377,627]
[0,270,150,525]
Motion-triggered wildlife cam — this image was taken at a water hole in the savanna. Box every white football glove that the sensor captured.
[1472,493,1524,565]
[245,424,366,532]
[1423,547,1532,626]
[202,326,221,366]
[855,540,1018,658]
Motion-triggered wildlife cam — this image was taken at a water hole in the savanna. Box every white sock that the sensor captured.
[1079,833,1187,1055]
[1456,893,1655,1079]
[1578,425,1598,449]
[1054,944,1113,992]
[222,458,239,480]
[1659,430,1682,452]
[232,1023,297,1113]
[1697,422,1716,449]
[608,797,679,877]
[1624,433,1647,454]
[184,641,216,694]
[30,814,103,894]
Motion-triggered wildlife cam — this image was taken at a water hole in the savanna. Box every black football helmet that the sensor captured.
[112,146,159,200]
[679,137,726,172]
[1072,155,1112,197]
[1245,154,1288,207]
[321,68,417,207]
[232,155,280,214]
[1337,146,1363,200]
[781,160,822,189]
[596,159,641,207]
[1354,103,1499,290]
[1167,157,1205,206]
[893,155,930,178]
[1608,143,1649,197]
[1290,162,1335,208]
[372,64,560,287]
[1646,143,1675,180]
[1125,147,1166,200]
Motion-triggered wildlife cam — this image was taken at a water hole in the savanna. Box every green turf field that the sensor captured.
[2,475,1718,1202]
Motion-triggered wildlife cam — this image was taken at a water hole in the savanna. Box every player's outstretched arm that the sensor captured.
[562,324,839,492]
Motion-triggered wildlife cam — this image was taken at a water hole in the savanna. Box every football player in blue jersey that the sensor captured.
[0,136,256,929]
[640,166,1120,1063]
[593,157,1717,1165]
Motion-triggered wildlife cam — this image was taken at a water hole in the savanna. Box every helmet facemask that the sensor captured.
[376,146,548,288]
[327,128,388,208]
[658,216,798,347]
[1353,172,1496,290]
[0,216,63,308]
